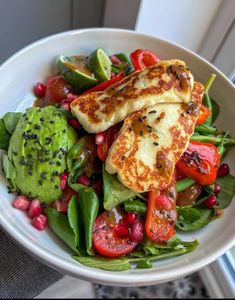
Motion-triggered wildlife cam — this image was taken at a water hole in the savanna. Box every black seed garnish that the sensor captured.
[38,180,43,186]
[34,124,41,130]
[138,116,147,122]
[60,147,66,154]
[13,151,18,156]
[54,185,59,189]
[25,117,29,121]
[40,117,44,122]
[44,157,50,162]
[28,169,33,176]
[63,129,66,133]
[53,150,59,158]
[40,171,47,180]
[39,156,44,162]
[149,110,157,114]
[45,137,53,144]
[121,155,126,161]
[50,120,55,124]
[159,209,164,215]
[139,130,143,136]
[58,154,62,159]
[56,161,62,166]
[27,153,33,159]
[52,171,59,176]
[49,161,55,165]
[147,125,152,133]
[19,157,27,165]
[22,113,26,117]
[153,142,159,146]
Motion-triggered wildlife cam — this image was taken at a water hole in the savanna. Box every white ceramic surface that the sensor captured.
[0,28,234,286]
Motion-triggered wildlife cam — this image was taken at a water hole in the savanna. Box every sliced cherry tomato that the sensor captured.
[130,49,160,71]
[196,104,211,125]
[176,141,220,185]
[97,123,122,162]
[52,185,76,213]
[92,209,140,257]
[81,73,125,95]
[145,180,177,243]
[45,75,72,104]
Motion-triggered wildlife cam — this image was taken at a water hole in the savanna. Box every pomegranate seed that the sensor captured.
[60,100,70,111]
[217,163,230,177]
[69,119,81,130]
[33,82,46,98]
[12,195,31,211]
[114,223,129,238]
[123,213,137,225]
[110,55,121,65]
[204,195,217,208]
[95,132,106,145]
[77,174,90,186]
[156,194,171,210]
[129,221,144,242]
[60,172,68,190]
[28,199,42,218]
[32,214,47,231]
[214,183,221,195]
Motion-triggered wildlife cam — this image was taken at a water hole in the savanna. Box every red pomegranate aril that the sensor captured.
[32,214,47,231]
[34,82,46,98]
[60,100,70,111]
[217,163,230,177]
[129,221,144,242]
[110,55,121,65]
[69,119,81,130]
[95,132,106,145]
[77,174,90,186]
[123,213,137,226]
[12,195,31,211]
[114,223,129,238]
[214,183,221,195]
[204,195,217,208]
[60,172,68,190]
[28,199,42,218]
[156,194,171,210]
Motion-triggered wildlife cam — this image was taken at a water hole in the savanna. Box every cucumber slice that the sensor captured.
[58,55,98,93]
[89,48,111,82]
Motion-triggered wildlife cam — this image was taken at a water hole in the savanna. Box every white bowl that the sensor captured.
[0,28,234,286]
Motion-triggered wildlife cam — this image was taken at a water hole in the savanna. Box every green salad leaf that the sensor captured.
[216,174,235,209]
[3,112,22,134]
[103,166,137,210]
[0,119,11,151]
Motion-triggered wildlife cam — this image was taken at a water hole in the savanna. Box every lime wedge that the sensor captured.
[89,48,112,82]
[57,55,98,93]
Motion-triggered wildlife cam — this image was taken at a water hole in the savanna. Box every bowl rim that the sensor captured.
[0,27,235,286]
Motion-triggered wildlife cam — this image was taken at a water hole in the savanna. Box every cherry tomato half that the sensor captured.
[92,209,140,257]
[196,104,211,125]
[130,49,160,71]
[45,75,72,104]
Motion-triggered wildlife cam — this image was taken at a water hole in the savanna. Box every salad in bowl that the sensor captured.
[0,45,234,272]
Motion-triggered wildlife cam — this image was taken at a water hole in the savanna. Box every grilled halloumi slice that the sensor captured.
[71,59,194,133]
[105,82,204,193]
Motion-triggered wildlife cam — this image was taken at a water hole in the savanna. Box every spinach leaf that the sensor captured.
[103,166,137,210]
[68,196,85,256]
[3,112,22,134]
[216,174,235,209]
[77,187,99,256]
[2,154,17,192]
[73,256,131,271]
[45,208,79,254]
[177,207,201,222]
[211,99,220,124]
[136,260,152,269]
[176,207,215,231]
[123,199,147,214]
[143,246,160,256]
[0,119,11,151]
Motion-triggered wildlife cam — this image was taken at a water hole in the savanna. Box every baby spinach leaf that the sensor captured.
[0,119,11,151]
[216,174,235,209]
[68,196,85,256]
[177,207,201,222]
[3,112,22,134]
[73,256,131,271]
[77,187,99,256]
[136,260,152,269]
[211,99,220,124]
[176,207,215,231]
[103,166,137,210]
[45,208,79,254]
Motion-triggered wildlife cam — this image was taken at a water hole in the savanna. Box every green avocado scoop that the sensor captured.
[7,106,77,204]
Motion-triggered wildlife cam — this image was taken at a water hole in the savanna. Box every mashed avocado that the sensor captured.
[7,106,77,203]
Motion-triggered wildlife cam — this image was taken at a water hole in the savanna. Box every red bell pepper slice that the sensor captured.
[176,141,220,185]
[130,49,160,71]
[81,73,125,95]
[145,180,177,243]
[196,104,211,125]
[97,123,122,162]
